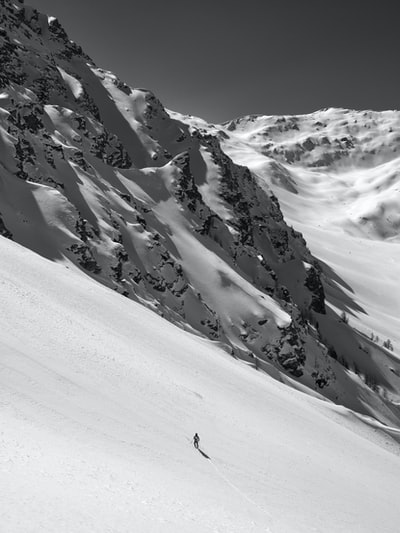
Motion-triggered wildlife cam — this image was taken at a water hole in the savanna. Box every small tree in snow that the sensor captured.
[383,339,394,351]
[353,361,360,375]
[326,343,337,360]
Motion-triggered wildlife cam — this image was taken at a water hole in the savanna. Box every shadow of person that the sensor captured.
[198,449,211,460]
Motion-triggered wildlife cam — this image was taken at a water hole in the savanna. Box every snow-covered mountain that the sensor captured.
[1,0,399,420]
[214,108,400,385]
[1,2,400,531]
[0,2,400,422]
[220,108,400,240]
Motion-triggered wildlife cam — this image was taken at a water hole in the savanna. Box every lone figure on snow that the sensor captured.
[193,433,200,449]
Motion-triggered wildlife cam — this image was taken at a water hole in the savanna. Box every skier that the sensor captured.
[193,433,200,449]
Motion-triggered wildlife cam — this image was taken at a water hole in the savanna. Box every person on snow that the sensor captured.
[193,433,200,449]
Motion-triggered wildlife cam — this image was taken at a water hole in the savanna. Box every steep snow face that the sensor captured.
[2,236,400,533]
[1,0,400,425]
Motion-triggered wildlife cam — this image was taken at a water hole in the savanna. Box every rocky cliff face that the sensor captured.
[1,0,399,422]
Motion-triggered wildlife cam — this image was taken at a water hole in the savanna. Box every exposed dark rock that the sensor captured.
[171,152,204,212]
[304,265,326,314]
[0,214,13,239]
[67,243,101,274]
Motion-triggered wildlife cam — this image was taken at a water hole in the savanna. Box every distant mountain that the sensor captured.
[1,0,399,426]
[220,108,400,240]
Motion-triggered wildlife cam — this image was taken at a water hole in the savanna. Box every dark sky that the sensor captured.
[30,0,399,122]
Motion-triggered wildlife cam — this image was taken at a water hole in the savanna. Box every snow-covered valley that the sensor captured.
[1,1,400,531]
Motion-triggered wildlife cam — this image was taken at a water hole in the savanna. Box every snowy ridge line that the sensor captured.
[353,413,400,436]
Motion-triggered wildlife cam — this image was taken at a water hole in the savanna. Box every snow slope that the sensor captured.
[2,236,400,533]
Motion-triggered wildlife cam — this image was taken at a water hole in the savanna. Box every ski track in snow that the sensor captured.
[193,440,273,527]
[207,456,273,528]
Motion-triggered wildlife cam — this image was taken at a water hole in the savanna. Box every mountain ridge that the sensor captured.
[1,0,399,427]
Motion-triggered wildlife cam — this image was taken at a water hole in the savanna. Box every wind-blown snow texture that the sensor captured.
[1,2,400,531]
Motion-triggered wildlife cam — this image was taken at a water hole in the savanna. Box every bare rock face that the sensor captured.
[0,213,13,239]
[304,264,326,314]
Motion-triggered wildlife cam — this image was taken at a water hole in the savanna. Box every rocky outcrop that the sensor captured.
[0,213,12,239]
